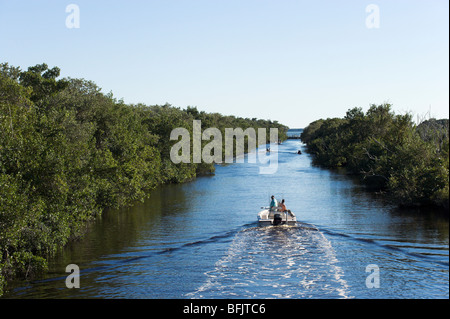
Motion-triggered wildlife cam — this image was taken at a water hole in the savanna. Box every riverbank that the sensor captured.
[301,104,449,212]
[0,62,288,296]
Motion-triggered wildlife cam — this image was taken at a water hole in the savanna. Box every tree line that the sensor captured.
[0,62,288,295]
[301,104,449,211]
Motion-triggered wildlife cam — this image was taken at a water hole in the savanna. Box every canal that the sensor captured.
[4,140,448,298]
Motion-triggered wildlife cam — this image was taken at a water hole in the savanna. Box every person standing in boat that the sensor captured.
[270,195,278,211]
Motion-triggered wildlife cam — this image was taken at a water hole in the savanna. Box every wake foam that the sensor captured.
[187,225,351,299]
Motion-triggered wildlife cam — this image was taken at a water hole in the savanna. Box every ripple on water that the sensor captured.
[187,225,352,299]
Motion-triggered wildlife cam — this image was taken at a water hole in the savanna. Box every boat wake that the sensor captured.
[186,224,351,299]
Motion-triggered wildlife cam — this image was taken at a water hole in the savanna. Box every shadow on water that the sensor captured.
[55,183,193,264]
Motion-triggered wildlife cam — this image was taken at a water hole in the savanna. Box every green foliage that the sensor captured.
[301,104,449,209]
[18,63,69,104]
[0,62,288,295]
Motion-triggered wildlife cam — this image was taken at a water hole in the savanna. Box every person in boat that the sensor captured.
[280,199,287,212]
[269,195,278,211]
[280,199,293,217]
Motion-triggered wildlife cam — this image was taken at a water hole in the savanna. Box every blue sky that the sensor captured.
[0,0,448,128]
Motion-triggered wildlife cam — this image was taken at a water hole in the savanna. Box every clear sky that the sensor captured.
[1,0,448,128]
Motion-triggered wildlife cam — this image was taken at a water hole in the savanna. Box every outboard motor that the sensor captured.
[273,214,283,226]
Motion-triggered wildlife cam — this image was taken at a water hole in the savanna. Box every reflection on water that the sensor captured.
[3,140,449,299]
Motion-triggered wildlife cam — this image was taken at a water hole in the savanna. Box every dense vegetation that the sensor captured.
[0,62,288,295]
[301,104,449,210]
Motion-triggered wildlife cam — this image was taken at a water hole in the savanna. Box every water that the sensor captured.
[3,140,449,299]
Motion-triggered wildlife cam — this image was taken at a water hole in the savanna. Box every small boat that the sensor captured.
[257,207,297,226]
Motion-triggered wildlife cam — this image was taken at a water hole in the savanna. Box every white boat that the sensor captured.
[257,206,297,226]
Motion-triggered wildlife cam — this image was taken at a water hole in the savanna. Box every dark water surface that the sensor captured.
[4,140,449,299]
